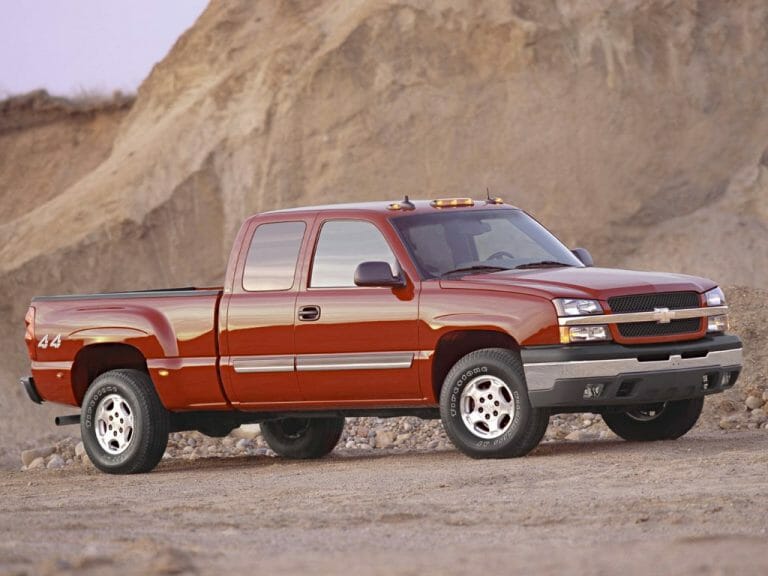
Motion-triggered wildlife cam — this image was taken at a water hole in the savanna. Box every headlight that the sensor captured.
[560,325,612,344]
[704,287,726,307]
[553,298,603,316]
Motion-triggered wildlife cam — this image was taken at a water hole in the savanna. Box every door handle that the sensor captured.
[298,305,321,322]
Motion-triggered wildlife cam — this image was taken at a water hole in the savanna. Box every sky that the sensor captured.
[0,1,208,97]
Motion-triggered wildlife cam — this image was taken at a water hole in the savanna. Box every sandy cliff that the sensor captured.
[1,0,766,446]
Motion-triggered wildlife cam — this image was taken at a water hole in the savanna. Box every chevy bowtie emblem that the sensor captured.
[653,307,673,324]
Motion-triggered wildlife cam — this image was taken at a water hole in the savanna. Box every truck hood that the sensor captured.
[439,267,718,301]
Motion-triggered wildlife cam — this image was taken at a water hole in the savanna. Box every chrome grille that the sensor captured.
[608,291,700,313]
[609,292,703,339]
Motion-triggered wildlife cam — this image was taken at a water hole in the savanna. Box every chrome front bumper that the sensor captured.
[521,335,743,408]
[524,347,742,391]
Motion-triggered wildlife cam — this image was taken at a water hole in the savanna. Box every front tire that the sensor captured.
[439,348,549,459]
[602,397,704,441]
[261,417,344,459]
[81,369,169,474]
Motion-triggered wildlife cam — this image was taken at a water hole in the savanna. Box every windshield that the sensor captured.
[391,209,583,279]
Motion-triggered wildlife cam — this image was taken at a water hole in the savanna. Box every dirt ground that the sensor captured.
[2,430,766,576]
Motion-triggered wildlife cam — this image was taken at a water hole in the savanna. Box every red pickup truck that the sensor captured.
[22,198,743,474]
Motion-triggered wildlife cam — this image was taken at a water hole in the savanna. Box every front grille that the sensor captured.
[617,318,702,338]
[609,291,702,339]
[608,291,700,313]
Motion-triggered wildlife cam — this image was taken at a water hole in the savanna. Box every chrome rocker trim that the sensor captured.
[233,356,295,374]
[232,352,417,374]
[296,352,414,372]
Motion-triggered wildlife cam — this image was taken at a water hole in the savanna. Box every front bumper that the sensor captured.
[21,376,43,404]
[522,335,742,409]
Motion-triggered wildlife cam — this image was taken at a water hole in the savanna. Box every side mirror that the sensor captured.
[572,248,594,267]
[354,261,406,288]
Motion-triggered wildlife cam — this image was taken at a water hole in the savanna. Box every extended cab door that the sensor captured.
[220,217,311,408]
[294,217,421,403]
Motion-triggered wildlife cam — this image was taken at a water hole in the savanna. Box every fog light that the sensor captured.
[583,383,605,399]
[566,325,611,343]
[707,314,728,333]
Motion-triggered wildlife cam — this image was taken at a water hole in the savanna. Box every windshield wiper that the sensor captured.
[514,261,573,269]
[441,265,511,277]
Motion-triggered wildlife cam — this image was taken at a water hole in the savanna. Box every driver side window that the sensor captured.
[310,220,398,288]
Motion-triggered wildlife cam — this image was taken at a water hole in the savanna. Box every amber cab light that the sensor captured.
[430,198,475,208]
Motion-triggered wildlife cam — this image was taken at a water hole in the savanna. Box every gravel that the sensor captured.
[17,410,724,472]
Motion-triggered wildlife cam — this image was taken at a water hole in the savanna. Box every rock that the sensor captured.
[565,431,584,441]
[235,438,253,450]
[46,454,65,469]
[345,441,355,449]
[21,446,55,467]
[745,395,765,410]
[231,424,261,439]
[374,430,395,449]
[395,433,411,445]
[749,409,767,423]
[75,442,86,458]
[719,414,742,430]
[763,390,768,403]
[427,440,440,450]
[27,457,45,470]
[402,422,413,432]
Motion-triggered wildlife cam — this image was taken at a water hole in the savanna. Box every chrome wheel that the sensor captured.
[459,375,515,439]
[626,403,667,422]
[94,393,135,455]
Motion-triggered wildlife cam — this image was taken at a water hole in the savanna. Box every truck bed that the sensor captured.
[29,287,226,409]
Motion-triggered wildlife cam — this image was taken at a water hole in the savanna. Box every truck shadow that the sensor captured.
[150,434,736,474]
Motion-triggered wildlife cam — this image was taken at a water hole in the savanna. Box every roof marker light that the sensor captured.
[430,198,475,208]
[388,195,415,211]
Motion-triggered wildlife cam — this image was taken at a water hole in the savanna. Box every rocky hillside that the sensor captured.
[1,0,767,446]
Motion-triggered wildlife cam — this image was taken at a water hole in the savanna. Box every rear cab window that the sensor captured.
[243,221,306,291]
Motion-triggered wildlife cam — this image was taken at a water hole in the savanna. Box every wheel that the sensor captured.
[261,416,344,459]
[81,369,169,474]
[439,348,549,458]
[602,398,704,441]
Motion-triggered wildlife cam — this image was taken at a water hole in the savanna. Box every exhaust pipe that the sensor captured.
[54,414,81,426]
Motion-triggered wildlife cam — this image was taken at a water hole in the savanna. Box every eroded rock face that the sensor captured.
[1,0,767,446]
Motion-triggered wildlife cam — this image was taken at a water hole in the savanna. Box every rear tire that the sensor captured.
[439,348,549,459]
[602,397,704,441]
[81,369,169,474]
[261,417,344,459]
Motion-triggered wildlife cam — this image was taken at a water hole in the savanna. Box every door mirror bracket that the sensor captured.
[571,248,594,267]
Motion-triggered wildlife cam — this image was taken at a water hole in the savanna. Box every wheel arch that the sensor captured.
[71,343,149,405]
[430,329,519,401]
